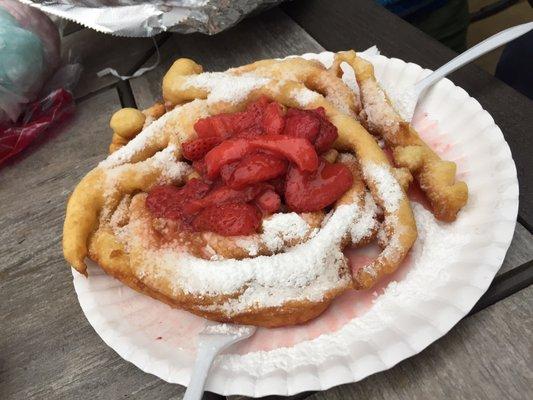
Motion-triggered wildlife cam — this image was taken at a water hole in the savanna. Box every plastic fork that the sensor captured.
[399,22,533,121]
[183,323,257,400]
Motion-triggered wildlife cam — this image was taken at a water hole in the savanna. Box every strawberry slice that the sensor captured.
[182,136,223,161]
[255,189,281,214]
[283,108,320,142]
[262,101,285,135]
[250,135,318,173]
[226,152,287,189]
[270,176,286,195]
[192,159,208,177]
[182,178,211,198]
[313,107,338,153]
[234,126,264,139]
[146,179,210,220]
[193,113,235,139]
[204,135,318,179]
[193,202,261,236]
[204,139,252,178]
[145,185,183,220]
[314,122,338,154]
[194,98,283,140]
[312,107,326,118]
[228,96,268,134]
[193,117,213,137]
[285,159,353,212]
[184,183,268,214]
[220,161,239,183]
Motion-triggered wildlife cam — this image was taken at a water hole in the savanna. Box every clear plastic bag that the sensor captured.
[0,89,75,166]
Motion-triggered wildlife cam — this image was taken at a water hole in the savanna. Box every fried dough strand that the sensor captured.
[338,51,468,221]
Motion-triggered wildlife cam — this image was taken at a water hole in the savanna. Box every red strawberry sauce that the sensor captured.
[146,97,353,236]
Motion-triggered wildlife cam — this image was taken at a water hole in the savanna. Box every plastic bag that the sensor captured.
[0,0,77,167]
[0,0,60,123]
[0,89,74,166]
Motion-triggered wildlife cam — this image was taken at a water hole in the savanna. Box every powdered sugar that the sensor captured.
[290,87,321,107]
[384,85,417,122]
[235,238,260,256]
[350,192,378,243]
[109,195,131,230]
[103,147,191,199]
[215,203,465,375]
[203,323,255,337]
[150,146,192,182]
[340,61,359,95]
[234,213,312,256]
[337,152,357,164]
[99,109,175,169]
[261,212,311,252]
[360,80,399,130]
[362,162,402,213]
[183,72,270,105]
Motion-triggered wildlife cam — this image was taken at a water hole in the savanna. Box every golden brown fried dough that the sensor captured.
[64,53,473,326]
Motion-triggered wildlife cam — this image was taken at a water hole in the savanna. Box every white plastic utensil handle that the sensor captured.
[183,326,256,400]
[414,21,533,98]
[183,340,219,400]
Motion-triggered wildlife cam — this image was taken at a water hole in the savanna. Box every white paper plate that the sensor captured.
[72,52,518,397]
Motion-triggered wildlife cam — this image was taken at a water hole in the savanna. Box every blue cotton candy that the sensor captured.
[0,7,45,120]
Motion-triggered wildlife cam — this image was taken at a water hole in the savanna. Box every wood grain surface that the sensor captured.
[62,29,154,100]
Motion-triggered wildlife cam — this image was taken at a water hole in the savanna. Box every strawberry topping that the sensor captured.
[182,136,222,161]
[226,152,287,189]
[185,183,269,214]
[193,113,234,139]
[285,159,353,212]
[313,107,338,153]
[204,135,318,179]
[146,98,352,236]
[193,203,261,236]
[283,108,320,143]
[255,189,281,214]
[262,101,285,135]
[146,179,210,221]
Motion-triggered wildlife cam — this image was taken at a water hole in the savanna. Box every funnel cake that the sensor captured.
[63,52,467,327]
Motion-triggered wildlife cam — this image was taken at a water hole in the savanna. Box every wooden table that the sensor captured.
[0,1,531,399]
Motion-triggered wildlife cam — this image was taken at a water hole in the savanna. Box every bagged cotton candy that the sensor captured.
[0,1,74,167]
[0,0,60,123]
[0,0,60,75]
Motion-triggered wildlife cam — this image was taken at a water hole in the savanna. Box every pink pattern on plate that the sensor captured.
[412,111,453,157]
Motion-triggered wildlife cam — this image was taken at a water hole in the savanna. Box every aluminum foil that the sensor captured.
[18,0,286,37]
